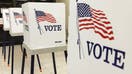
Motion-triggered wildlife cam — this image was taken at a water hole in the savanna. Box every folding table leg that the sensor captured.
[8,45,11,66]
[21,48,26,74]
[30,55,35,74]
[52,52,57,74]
[36,54,42,72]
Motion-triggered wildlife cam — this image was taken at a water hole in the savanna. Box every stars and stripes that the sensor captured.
[5,13,9,21]
[5,13,9,17]
[35,10,56,23]
[13,12,23,24]
[14,12,22,18]
[77,3,114,40]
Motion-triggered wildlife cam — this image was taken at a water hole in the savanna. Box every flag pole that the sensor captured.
[76,0,85,59]
[76,0,82,59]
[34,9,42,35]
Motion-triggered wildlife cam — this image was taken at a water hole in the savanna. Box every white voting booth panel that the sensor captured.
[22,2,66,53]
[9,8,23,36]
[1,8,10,31]
[68,0,132,74]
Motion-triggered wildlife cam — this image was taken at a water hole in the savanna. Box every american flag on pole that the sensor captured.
[35,10,56,23]
[13,12,23,24]
[77,3,114,40]
[14,12,22,19]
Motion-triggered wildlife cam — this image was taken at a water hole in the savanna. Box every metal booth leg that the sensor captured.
[36,54,42,72]
[52,52,57,74]
[2,47,4,55]
[64,50,67,62]
[30,55,35,74]
[3,31,6,62]
[20,44,23,52]
[8,45,11,66]
[21,48,26,74]
[11,37,14,74]
[11,43,14,74]
[8,35,12,66]
[3,46,6,62]
[21,44,27,58]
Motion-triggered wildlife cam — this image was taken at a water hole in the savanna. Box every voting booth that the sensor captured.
[9,8,23,36]
[22,2,66,54]
[68,0,132,74]
[1,8,10,31]
[1,8,10,61]
[21,3,66,74]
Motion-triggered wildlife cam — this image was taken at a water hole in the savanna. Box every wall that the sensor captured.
[56,0,69,37]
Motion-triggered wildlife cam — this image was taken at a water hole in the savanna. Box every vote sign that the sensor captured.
[22,2,66,50]
[68,0,132,74]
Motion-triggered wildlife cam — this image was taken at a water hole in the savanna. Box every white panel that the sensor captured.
[9,8,23,36]
[22,2,66,51]
[68,0,132,74]
[1,8,10,31]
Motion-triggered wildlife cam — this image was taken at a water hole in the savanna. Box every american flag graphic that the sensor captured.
[5,13,9,21]
[35,10,56,23]
[5,13,9,17]
[13,12,23,24]
[77,3,114,40]
[14,12,22,18]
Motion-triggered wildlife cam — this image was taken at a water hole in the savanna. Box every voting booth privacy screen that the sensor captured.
[1,8,10,31]
[68,0,132,74]
[9,8,23,36]
[22,2,66,50]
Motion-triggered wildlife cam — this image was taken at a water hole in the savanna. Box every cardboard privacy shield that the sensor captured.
[68,0,132,74]
[1,8,10,31]
[9,8,23,36]
[22,2,66,51]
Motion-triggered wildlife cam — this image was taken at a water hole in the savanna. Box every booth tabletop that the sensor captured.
[22,43,67,55]
[9,32,23,37]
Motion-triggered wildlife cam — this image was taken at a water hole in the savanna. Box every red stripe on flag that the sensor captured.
[79,27,95,31]
[91,8,103,12]
[79,23,94,27]
[94,31,114,40]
